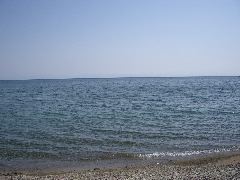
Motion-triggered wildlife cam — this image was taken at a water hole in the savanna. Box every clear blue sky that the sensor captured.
[0,0,240,79]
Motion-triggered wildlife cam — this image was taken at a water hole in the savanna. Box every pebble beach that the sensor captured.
[1,153,239,180]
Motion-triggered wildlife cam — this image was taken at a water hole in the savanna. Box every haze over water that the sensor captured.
[0,77,239,163]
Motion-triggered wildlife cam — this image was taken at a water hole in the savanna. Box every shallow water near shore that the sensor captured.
[0,151,239,175]
[0,77,240,170]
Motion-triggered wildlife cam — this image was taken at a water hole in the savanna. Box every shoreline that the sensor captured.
[1,152,240,179]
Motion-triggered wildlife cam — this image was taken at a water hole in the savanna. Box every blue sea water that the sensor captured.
[0,77,239,164]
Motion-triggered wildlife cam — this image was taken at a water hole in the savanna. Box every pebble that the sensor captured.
[2,160,240,180]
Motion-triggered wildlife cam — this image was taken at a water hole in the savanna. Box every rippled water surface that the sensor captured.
[0,77,239,162]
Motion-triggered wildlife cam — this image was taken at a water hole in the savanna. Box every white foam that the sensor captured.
[138,148,237,158]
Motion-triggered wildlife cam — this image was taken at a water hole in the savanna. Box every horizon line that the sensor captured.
[0,75,239,81]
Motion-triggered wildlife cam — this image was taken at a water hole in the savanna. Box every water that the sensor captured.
[0,77,239,165]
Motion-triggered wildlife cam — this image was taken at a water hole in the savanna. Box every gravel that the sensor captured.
[1,155,240,180]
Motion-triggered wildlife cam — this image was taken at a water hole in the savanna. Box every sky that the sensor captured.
[0,0,240,80]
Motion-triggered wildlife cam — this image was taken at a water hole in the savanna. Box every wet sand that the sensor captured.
[1,153,240,180]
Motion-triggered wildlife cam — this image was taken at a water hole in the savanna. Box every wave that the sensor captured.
[138,147,239,158]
